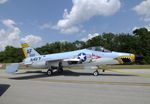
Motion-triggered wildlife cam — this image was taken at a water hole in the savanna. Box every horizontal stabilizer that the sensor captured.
[6,63,19,73]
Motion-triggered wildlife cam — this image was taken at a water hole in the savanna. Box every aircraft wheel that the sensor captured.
[93,70,99,76]
[47,69,53,76]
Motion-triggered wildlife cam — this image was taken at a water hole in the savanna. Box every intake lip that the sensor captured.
[120,57,131,63]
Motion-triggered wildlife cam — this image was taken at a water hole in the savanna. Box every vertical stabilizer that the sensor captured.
[21,43,40,58]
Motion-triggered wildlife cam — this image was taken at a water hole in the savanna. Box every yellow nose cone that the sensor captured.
[130,54,135,62]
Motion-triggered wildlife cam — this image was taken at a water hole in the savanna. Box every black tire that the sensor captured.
[93,70,99,76]
[47,69,53,76]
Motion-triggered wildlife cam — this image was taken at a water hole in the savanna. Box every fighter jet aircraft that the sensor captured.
[6,43,141,76]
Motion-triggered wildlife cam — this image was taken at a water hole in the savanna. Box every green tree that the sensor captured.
[0,46,24,63]
[133,28,150,63]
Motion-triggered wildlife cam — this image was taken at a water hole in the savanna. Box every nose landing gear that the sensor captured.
[93,70,99,76]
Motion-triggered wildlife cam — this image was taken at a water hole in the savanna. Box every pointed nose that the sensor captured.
[135,55,143,61]
[130,54,135,62]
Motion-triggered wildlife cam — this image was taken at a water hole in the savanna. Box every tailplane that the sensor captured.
[21,43,40,58]
[6,63,19,73]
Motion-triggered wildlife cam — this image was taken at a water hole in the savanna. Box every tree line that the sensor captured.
[0,28,150,64]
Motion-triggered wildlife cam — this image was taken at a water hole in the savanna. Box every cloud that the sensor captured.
[21,35,42,48]
[132,25,150,31]
[55,0,121,34]
[0,19,43,51]
[133,0,150,22]
[81,33,99,41]
[59,26,79,34]
[2,19,16,28]
[39,23,52,30]
[0,0,8,4]
[0,19,21,51]
[145,25,150,31]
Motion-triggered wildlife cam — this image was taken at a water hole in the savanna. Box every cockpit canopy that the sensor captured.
[87,46,111,52]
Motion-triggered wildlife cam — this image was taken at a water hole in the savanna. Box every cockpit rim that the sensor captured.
[86,46,111,52]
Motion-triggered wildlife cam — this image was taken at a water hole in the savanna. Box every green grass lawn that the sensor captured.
[110,65,150,69]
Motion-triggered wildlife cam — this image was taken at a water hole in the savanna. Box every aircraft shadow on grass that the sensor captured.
[9,70,134,80]
[0,84,10,97]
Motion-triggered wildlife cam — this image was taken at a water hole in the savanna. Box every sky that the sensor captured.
[0,0,150,51]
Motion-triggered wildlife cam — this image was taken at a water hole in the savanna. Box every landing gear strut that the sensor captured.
[47,62,64,76]
[93,70,99,76]
[57,62,63,73]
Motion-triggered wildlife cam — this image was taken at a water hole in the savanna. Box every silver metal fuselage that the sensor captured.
[23,49,133,69]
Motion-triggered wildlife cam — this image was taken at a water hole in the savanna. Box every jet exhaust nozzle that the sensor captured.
[135,55,143,61]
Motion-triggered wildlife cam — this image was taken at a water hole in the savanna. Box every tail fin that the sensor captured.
[21,43,40,58]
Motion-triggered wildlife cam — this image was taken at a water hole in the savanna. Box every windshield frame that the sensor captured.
[87,46,111,52]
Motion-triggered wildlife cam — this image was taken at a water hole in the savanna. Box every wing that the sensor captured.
[45,58,80,66]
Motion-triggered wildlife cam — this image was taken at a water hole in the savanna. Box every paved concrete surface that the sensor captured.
[0,69,150,104]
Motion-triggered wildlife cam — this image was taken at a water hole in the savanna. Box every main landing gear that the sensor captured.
[47,68,53,76]
[57,62,63,73]
[46,62,64,76]
[46,67,64,76]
